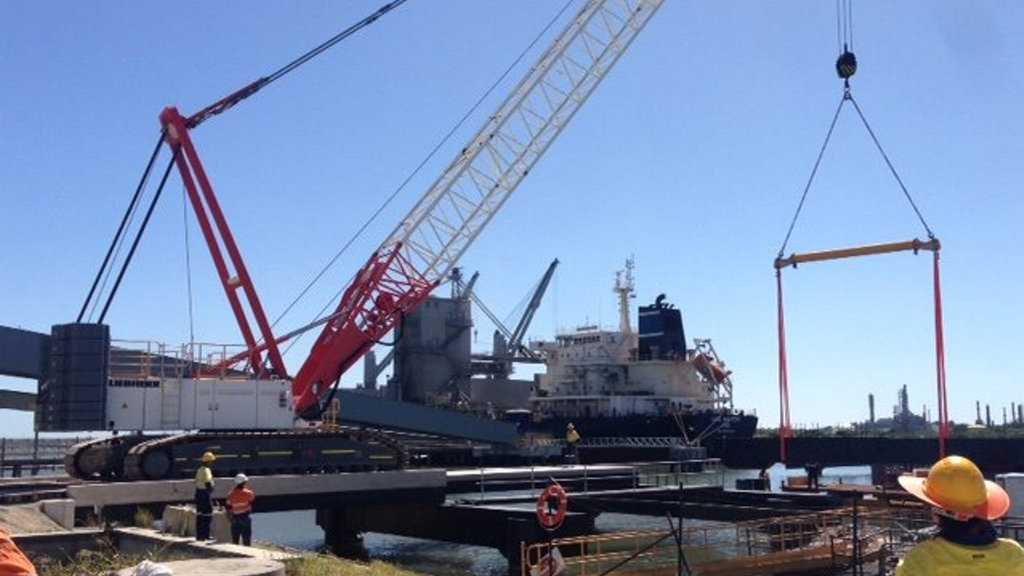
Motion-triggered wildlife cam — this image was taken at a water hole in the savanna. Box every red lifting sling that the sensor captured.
[774,239,949,462]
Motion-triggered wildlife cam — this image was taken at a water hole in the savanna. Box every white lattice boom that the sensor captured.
[293,0,664,413]
[382,0,664,282]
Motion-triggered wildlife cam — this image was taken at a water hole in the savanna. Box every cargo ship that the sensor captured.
[523,259,757,443]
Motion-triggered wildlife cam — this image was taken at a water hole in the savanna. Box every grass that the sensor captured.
[284,555,426,576]
[35,539,188,576]
[132,507,155,529]
[32,535,423,576]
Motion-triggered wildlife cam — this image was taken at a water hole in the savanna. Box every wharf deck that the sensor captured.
[68,469,447,511]
[462,485,844,522]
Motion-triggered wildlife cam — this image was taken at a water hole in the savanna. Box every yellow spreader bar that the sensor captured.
[775,238,940,269]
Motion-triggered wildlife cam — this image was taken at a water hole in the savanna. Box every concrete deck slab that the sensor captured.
[114,558,284,576]
[446,464,633,481]
[69,469,446,508]
[116,527,299,561]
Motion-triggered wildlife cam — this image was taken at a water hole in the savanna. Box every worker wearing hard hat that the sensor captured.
[895,455,1024,575]
[565,423,581,464]
[566,423,580,445]
[227,473,256,546]
[194,451,216,542]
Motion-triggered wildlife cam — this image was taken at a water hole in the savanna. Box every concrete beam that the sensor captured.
[68,469,446,509]
[39,499,75,529]
[115,558,284,576]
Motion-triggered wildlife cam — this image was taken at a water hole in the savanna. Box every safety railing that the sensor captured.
[520,507,936,576]
[631,460,725,490]
[469,459,725,501]
[110,340,255,380]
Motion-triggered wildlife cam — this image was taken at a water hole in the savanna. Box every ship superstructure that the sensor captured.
[528,259,755,442]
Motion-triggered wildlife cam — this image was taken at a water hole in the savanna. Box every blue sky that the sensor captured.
[2,1,1022,436]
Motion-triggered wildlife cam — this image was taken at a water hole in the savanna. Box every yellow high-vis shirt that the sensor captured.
[194,465,213,490]
[895,537,1024,576]
[566,429,580,444]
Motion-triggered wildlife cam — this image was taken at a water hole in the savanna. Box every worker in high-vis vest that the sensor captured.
[194,451,216,542]
[0,527,36,575]
[227,473,255,546]
[896,455,1024,575]
[566,423,581,445]
[565,423,581,463]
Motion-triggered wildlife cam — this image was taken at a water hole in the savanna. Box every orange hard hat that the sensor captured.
[898,455,1010,521]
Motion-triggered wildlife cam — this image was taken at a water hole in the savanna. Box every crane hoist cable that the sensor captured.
[77,135,163,323]
[273,0,579,360]
[77,0,410,323]
[773,1,948,462]
[182,186,196,349]
[776,1,933,260]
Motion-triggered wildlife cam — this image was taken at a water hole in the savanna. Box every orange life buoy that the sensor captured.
[535,484,568,531]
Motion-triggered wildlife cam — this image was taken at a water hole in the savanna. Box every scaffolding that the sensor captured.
[520,507,941,576]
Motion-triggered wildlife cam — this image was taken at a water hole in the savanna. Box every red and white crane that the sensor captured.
[65,0,666,479]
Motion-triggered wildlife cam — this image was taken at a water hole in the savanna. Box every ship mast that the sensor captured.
[614,256,636,334]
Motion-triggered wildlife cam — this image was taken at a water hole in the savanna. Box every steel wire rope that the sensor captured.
[847,94,934,239]
[265,0,409,86]
[502,276,542,331]
[275,0,579,360]
[87,190,143,322]
[98,156,178,322]
[78,134,164,322]
[187,0,411,128]
[82,2,410,323]
[776,95,847,258]
[182,186,197,352]
[843,0,851,50]
[779,0,932,256]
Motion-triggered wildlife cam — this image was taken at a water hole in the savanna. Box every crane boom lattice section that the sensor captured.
[293,0,664,415]
[384,0,663,281]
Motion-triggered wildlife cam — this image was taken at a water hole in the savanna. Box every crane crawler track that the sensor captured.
[65,435,151,480]
[69,428,407,481]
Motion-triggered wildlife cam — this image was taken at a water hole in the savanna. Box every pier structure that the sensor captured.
[712,436,1024,476]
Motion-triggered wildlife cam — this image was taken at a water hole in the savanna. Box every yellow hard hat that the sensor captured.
[201,451,216,464]
[898,455,1010,521]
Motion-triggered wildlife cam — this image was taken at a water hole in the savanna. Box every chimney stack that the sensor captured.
[869,393,876,423]
[1003,406,1008,426]
[976,401,983,426]
[986,404,992,427]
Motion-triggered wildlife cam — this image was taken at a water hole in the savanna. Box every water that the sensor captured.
[252,466,872,576]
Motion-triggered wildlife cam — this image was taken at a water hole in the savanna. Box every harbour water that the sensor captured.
[251,465,872,575]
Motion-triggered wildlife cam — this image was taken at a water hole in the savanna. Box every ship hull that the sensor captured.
[524,410,757,442]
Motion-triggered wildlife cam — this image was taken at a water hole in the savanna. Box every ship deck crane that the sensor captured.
[505,259,559,362]
[459,259,560,379]
[62,0,666,479]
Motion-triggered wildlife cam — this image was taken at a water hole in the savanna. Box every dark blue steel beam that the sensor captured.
[337,390,518,445]
[0,326,48,380]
